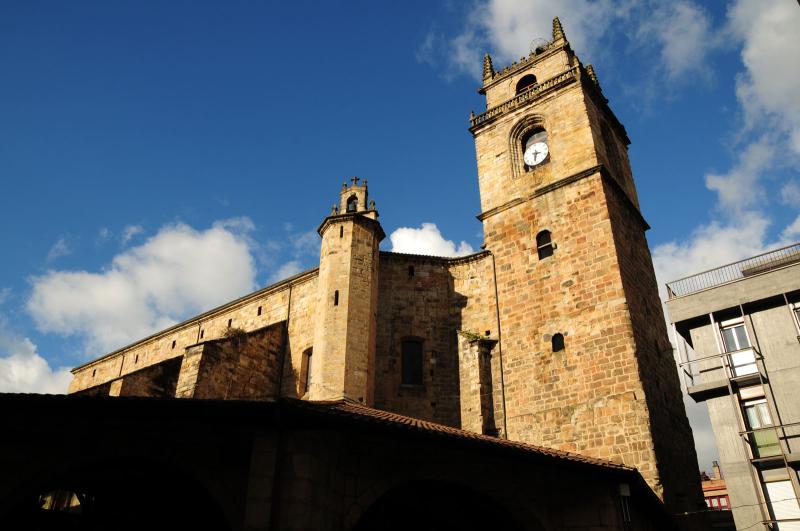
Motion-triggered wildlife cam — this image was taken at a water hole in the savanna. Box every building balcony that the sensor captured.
[666,243,800,299]
[679,347,764,401]
[741,421,800,465]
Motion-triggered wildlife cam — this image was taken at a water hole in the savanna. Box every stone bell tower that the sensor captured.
[469,18,703,514]
[309,177,383,405]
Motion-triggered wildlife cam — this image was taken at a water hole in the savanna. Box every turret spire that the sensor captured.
[482,53,494,81]
[552,17,566,42]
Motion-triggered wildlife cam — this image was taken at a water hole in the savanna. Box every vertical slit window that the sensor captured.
[408,265,415,278]
[536,230,554,259]
[300,348,313,396]
[340,226,344,238]
[334,290,339,306]
[257,306,262,316]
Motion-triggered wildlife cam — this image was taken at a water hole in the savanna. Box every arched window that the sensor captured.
[552,333,565,352]
[516,74,537,94]
[536,230,554,259]
[401,339,423,385]
[346,195,358,212]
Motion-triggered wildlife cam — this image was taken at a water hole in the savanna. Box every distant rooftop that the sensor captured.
[666,243,800,299]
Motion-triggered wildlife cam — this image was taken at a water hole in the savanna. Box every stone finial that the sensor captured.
[470,110,475,120]
[331,204,338,215]
[586,64,601,88]
[342,182,347,189]
[369,199,375,210]
[482,53,494,81]
[552,17,566,42]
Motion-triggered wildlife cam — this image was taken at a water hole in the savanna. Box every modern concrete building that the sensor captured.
[666,243,800,531]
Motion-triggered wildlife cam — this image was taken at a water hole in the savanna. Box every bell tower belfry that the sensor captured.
[469,18,703,514]
[309,177,383,405]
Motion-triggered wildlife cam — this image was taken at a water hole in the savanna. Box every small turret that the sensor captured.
[552,17,566,43]
[482,53,494,81]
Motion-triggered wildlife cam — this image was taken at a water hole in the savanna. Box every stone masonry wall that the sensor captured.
[175,322,285,400]
[373,253,462,426]
[109,356,182,397]
[69,271,319,399]
[482,170,662,490]
[603,176,704,511]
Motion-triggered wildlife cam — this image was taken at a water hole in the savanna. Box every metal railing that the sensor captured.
[678,347,762,390]
[666,243,800,299]
[740,421,800,461]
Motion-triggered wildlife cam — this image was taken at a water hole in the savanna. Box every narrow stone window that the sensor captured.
[346,194,358,212]
[92,369,96,377]
[135,354,139,364]
[401,339,424,385]
[257,306,262,316]
[227,318,232,328]
[340,225,344,238]
[552,333,565,352]
[200,329,204,339]
[334,290,339,306]
[171,340,176,349]
[515,74,537,94]
[408,265,415,278]
[300,348,313,396]
[536,230,554,259]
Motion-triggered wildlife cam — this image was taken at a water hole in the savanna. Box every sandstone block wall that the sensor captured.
[69,270,319,399]
[175,323,285,400]
[109,356,182,397]
[603,176,704,510]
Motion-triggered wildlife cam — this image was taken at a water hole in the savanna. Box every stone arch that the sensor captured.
[2,456,231,531]
[509,115,547,180]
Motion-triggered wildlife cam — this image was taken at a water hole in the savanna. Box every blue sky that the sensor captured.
[1,1,798,469]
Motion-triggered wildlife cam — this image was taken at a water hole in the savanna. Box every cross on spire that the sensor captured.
[351,176,360,186]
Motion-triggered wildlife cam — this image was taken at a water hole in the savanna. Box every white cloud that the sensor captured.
[705,138,773,215]
[728,0,800,155]
[47,238,72,262]
[781,215,800,242]
[0,317,71,394]
[96,227,112,245]
[269,260,304,283]
[637,1,714,79]
[450,0,621,80]
[121,224,144,245]
[781,180,800,206]
[389,223,475,257]
[27,219,257,355]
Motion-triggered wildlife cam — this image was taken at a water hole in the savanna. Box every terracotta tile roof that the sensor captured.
[292,398,636,473]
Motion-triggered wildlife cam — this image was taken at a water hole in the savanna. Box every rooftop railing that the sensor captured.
[666,243,800,299]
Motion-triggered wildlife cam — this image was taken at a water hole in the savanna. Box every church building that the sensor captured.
[7,18,707,530]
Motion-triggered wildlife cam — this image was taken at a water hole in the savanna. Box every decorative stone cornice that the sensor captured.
[317,211,386,242]
[470,65,580,131]
[475,164,649,230]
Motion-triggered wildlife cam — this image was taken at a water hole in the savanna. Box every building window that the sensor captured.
[720,319,756,376]
[536,230,554,259]
[257,306,262,316]
[340,225,344,238]
[401,339,423,385]
[552,333,565,352]
[721,321,750,352]
[334,290,339,306]
[171,340,176,349]
[346,195,358,212]
[200,329,204,339]
[300,348,313,396]
[742,398,781,458]
[408,265,415,278]
[227,318,232,328]
[516,74,537,94]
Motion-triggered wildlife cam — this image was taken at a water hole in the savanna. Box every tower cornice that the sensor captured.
[478,41,568,95]
[317,211,385,242]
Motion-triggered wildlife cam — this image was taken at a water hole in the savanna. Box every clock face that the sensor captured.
[524,140,549,167]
